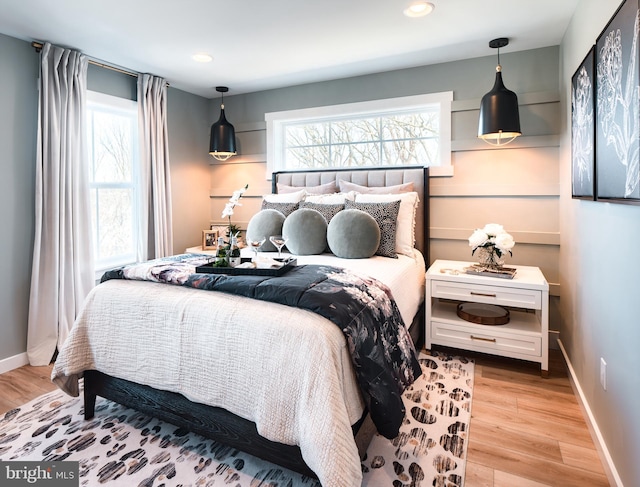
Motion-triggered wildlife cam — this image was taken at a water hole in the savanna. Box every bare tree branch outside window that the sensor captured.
[282,110,440,170]
[87,102,138,268]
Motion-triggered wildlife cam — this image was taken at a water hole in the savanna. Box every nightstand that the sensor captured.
[425,259,549,376]
[185,245,216,255]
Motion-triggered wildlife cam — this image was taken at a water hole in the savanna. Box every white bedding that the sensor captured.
[293,249,425,327]
[52,250,425,487]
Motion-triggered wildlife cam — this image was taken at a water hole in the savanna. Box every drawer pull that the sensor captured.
[470,291,497,297]
[471,335,497,343]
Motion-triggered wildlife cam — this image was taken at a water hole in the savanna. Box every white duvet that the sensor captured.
[52,251,425,486]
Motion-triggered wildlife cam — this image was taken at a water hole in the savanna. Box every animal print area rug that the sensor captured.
[0,351,473,487]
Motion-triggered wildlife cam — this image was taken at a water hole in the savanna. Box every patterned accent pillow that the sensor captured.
[355,192,419,257]
[345,199,400,258]
[299,202,344,224]
[261,201,300,217]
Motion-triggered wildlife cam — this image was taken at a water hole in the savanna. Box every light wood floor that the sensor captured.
[0,349,609,486]
[459,347,610,487]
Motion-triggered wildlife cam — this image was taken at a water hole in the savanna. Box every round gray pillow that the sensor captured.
[327,209,380,259]
[282,208,328,255]
[246,209,285,251]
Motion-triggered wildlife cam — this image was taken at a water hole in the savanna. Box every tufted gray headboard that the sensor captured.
[272,166,429,262]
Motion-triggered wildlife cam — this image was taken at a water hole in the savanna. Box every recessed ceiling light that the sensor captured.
[403,1,434,18]
[192,53,213,63]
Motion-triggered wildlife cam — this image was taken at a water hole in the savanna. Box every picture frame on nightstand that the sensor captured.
[202,229,218,250]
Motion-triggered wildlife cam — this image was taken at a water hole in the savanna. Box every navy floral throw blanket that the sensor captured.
[101,253,422,439]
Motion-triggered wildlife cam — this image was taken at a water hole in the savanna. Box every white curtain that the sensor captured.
[137,74,173,260]
[27,43,95,366]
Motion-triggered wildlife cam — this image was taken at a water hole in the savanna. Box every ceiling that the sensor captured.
[0,0,578,99]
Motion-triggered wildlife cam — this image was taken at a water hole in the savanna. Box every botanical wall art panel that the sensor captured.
[572,46,596,199]
[595,0,640,203]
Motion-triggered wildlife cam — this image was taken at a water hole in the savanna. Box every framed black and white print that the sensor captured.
[571,46,596,199]
[595,0,640,204]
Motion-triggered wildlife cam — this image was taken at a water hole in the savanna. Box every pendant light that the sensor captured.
[478,38,521,146]
[209,86,237,161]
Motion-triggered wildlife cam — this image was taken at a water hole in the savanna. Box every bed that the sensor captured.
[51,165,430,486]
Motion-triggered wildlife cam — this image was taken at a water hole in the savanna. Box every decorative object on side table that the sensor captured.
[221,184,248,238]
[466,223,517,278]
[456,302,510,326]
[202,229,218,250]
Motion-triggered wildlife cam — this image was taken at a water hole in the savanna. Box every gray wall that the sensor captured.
[220,46,558,122]
[167,88,212,254]
[0,33,38,363]
[0,34,211,364]
[560,0,639,485]
[207,46,562,323]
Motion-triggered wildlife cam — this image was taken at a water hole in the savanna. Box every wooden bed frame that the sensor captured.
[83,166,430,479]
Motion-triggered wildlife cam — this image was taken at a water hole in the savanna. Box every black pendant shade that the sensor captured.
[478,38,521,146]
[209,86,237,161]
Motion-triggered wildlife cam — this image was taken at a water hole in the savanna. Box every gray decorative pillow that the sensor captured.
[327,209,380,259]
[299,202,344,224]
[282,208,328,255]
[345,199,400,258]
[260,201,300,217]
[246,209,286,251]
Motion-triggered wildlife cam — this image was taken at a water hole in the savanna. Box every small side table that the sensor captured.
[425,259,549,376]
[186,245,216,255]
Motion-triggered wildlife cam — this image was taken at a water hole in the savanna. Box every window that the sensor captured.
[266,91,452,176]
[86,91,139,272]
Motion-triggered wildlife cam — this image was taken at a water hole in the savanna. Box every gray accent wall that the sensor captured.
[207,46,562,304]
[561,0,639,485]
[0,34,211,364]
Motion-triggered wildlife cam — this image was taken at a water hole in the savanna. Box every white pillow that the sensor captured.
[263,189,306,203]
[303,191,356,204]
[338,179,415,194]
[277,180,337,195]
[354,192,419,257]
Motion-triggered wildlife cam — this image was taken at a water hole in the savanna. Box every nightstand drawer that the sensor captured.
[431,321,542,357]
[431,280,541,309]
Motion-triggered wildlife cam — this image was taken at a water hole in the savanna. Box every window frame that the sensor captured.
[86,90,140,274]
[265,91,453,177]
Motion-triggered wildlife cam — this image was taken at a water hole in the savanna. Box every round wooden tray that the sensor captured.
[456,302,510,326]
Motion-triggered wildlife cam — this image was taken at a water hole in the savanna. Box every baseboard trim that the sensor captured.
[0,352,29,375]
[557,339,623,487]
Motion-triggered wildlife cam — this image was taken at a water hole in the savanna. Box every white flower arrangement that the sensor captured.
[221,184,248,237]
[468,223,515,259]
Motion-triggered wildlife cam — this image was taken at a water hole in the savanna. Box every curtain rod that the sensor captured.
[31,41,170,86]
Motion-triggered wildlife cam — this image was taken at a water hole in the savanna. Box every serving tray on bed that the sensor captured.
[195,257,297,276]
